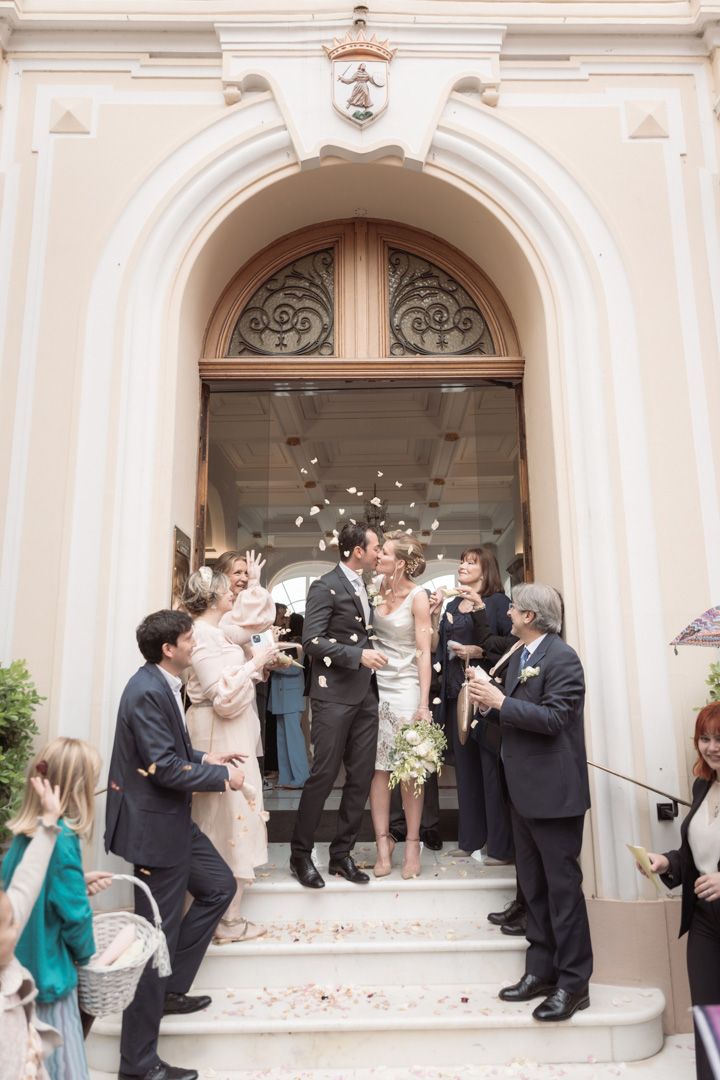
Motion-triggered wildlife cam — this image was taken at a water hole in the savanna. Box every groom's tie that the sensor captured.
[519,646,530,671]
[355,580,371,625]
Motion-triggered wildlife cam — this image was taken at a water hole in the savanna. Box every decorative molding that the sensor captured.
[198,356,525,382]
[49,97,92,134]
[625,100,669,138]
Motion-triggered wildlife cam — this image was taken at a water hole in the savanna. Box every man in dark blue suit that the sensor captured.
[106,610,246,1080]
[470,583,592,1022]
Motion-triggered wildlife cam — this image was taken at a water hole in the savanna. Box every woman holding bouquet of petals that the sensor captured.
[369,532,433,880]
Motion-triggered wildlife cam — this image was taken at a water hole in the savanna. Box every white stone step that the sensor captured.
[86,981,665,1072]
[196,916,527,988]
[238,843,517,922]
[90,1033,696,1079]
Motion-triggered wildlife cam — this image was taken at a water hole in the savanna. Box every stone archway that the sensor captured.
[62,89,671,899]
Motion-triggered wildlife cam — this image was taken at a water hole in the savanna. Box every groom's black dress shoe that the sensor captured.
[420,827,443,851]
[118,1061,199,1080]
[500,917,527,937]
[290,854,325,889]
[162,993,211,1016]
[499,974,557,1002]
[328,855,370,884]
[532,987,590,1022]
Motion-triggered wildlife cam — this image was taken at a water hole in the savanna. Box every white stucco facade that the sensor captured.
[1,2,719,942]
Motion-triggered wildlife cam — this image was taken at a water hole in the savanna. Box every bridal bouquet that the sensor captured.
[388,718,447,795]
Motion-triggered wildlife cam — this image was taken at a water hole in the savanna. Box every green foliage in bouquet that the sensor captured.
[0,661,44,842]
[389,717,447,796]
[706,662,720,704]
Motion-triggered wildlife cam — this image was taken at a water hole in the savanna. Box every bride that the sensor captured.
[369,531,432,880]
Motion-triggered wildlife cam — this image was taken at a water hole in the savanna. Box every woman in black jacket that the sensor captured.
[641,702,720,1080]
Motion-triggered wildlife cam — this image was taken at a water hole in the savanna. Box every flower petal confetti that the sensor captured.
[438,553,444,560]
[377,470,384,477]
[323,657,332,667]
[410,501,416,508]
[310,506,320,516]
[339,508,345,515]
[343,551,350,557]
[357,491,364,496]
[350,518,356,524]
[324,499,330,504]
[350,633,358,642]
[295,516,303,527]
[347,486,357,494]
[434,662,442,672]
[147,763,157,775]
[310,457,318,464]
[431,519,440,531]
[300,467,308,475]
[319,539,326,551]
[398,520,405,526]
[395,481,403,488]
[137,768,149,777]
[312,638,320,644]
[370,496,382,507]
[318,675,327,688]
[433,697,441,705]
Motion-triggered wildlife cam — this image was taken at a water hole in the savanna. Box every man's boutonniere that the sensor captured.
[519,665,540,684]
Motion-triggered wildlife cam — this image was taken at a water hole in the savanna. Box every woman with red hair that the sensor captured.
[640,702,720,1080]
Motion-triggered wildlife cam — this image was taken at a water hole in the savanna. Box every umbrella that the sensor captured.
[671,605,720,651]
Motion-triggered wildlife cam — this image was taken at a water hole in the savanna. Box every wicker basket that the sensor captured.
[77,873,172,1018]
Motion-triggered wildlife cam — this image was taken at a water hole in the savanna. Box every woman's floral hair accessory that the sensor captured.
[35,760,48,777]
[198,565,213,587]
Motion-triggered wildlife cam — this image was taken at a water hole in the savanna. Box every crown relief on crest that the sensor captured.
[323,30,397,64]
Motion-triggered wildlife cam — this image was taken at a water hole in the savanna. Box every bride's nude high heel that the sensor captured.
[373,834,396,878]
[402,838,422,880]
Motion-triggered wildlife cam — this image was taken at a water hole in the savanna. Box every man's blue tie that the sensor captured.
[519,646,530,671]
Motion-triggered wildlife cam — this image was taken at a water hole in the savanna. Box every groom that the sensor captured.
[290,522,387,888]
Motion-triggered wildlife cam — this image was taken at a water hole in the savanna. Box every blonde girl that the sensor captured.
[2,738,102,1080]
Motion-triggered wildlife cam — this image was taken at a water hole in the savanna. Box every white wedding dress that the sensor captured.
[373,584,423,770]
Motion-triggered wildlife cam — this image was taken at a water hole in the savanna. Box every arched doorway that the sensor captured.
[196,218,530,586]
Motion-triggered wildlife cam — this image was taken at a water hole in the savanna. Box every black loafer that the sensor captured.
[328,855,370,883]
[420,827,443,851]
[289,854,325,889]
[532,987,590,1022]
[162,993,211,1016]
[119,1061,199,1080]
[500,918,527,937]
[488,899,526,926]
[499,974,557,1002]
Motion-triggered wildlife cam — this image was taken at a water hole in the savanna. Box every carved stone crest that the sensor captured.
[323,31,396,128]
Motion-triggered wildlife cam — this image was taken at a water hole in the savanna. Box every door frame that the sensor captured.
[194,372,533,582]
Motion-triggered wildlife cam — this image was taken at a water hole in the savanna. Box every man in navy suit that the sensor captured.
[106,610,247,1080]
[470,583,592,1022]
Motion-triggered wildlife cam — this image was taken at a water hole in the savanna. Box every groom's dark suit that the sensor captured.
[500,633,593,993]
[292,564,379,859]
[105,662,236,1076]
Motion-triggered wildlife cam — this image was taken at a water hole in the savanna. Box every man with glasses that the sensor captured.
[469,582,592,1023]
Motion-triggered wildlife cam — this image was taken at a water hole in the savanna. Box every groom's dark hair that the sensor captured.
[339,522,375,562]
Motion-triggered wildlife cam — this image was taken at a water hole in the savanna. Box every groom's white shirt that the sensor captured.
[339,562,371,624]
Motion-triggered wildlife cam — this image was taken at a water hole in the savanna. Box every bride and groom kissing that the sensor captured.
[289,521,433,887]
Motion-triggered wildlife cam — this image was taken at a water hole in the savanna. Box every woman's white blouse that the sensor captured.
[688,781,720,875]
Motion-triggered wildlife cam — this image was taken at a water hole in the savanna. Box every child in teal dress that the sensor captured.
[3,738,103,1080]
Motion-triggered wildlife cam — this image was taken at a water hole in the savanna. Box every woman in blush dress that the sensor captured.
[430,545,511,858]
[213,550,250,599]
[369,532,432,881]
[183,553,279,942]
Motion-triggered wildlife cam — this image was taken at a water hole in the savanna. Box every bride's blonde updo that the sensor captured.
[384,530,426,579]
[181,566,231,615]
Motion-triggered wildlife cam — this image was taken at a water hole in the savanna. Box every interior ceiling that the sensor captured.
[208,386,518,555]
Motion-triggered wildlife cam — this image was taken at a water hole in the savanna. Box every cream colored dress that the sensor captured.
[186,583,275,881]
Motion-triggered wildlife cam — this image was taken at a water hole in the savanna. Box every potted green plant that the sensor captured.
[0,660,44,844]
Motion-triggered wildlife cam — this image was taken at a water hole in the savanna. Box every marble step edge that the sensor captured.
[246,875,514,895]
[91,984,665,1037]
[204,931,526,958]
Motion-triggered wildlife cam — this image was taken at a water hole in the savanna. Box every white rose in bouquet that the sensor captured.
[415,739,433,758]
[425,761,437,774]
[405,729,421,746]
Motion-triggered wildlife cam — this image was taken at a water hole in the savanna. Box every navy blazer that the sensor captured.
[661,776,715,938]
[105,663,229,868]
[302,565,375,705]
[500,633,590,819]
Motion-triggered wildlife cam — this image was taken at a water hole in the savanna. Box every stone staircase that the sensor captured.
[87,842,666,1077]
